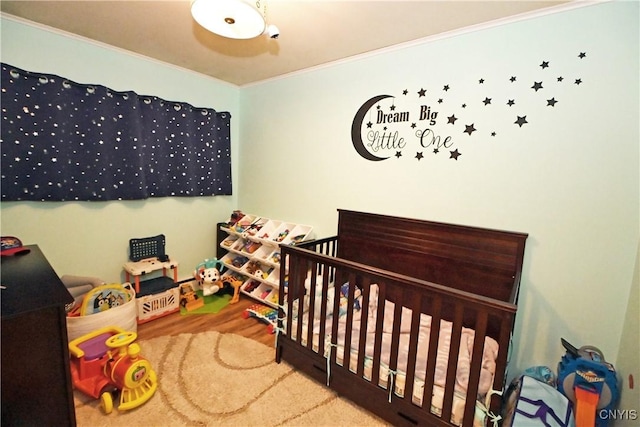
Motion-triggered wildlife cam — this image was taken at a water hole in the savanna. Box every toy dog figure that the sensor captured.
[193,259,224,296]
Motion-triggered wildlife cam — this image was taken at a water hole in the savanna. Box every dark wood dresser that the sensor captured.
[1,245,77,426]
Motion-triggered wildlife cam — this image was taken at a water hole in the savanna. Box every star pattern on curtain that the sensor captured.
[1,64,232,201]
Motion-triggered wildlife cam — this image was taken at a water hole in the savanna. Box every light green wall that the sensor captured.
[0,16,241,282]
[238,0,639,380]
[613,242,639,425]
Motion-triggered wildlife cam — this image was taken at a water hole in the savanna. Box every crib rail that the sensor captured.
[277,239,517,426]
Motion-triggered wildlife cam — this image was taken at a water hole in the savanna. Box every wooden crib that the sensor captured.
[276,210,527,426]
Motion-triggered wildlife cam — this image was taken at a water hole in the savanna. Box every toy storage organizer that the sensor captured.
[217,215,313,309]
[123,234,180,324]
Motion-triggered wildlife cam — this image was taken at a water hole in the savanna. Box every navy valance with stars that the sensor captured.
[1,63,232,201]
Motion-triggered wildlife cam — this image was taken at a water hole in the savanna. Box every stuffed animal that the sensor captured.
[303,274,335,319]
[193,259,224,296]
[245,260,268,279]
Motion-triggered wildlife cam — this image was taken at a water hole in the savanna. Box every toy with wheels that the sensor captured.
[179,282,204,311]
[243,303,278,334]
[68,326,158,414]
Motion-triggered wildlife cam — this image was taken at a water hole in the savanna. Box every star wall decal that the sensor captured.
[515,116,528,127]
[354,50,588,164]
[464,124,477,135]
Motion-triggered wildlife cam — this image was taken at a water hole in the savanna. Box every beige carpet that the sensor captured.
[74,331,388,426]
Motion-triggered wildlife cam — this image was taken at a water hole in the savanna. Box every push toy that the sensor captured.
[243,303,278,334]
[68,326,157,414]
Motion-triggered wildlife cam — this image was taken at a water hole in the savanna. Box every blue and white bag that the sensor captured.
[502,375,575,427]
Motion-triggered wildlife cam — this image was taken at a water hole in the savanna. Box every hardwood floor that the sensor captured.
[136,295,276,348]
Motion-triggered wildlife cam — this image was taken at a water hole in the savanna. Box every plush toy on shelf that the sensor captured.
[193,259,224,296]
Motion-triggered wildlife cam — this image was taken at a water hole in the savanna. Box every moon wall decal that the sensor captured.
[351,94,392,161]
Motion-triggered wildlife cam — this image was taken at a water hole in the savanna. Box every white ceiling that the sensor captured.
[1,1,575,87]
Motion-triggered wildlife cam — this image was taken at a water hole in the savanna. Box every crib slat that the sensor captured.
[342,272,357,369]
[441,304,464,423]
[287,252,305,344]
[356,278,372,378]
[462,309,488,424]
[387,285,403,393]
[317,266,331,356]
[371,282,387,386]
[404,289,422,404]
[423,296,442,413]
[294,258,306,345]
[491,312,514,414]
[328,268,342,368]
[305,266,318,348]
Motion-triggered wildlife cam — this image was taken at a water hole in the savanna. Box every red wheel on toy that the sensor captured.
[242,310,250,319]
[267,324,274,334]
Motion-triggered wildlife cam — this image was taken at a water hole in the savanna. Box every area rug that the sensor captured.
[73,331,388,426]
[179,290,231,315]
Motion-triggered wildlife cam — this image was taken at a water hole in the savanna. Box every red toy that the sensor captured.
[68,326,158,414]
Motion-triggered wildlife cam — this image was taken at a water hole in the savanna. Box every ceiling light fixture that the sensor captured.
[191,0,279,40]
